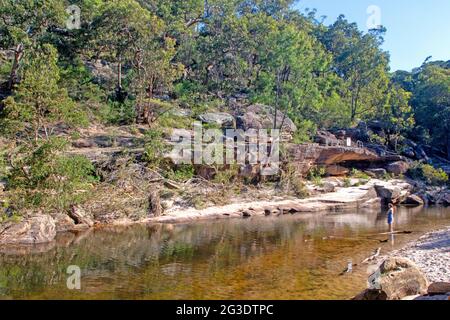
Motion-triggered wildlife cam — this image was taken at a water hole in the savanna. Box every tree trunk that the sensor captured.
[8,44,24,90]
[117,58,122,90]
[148,190,162,217]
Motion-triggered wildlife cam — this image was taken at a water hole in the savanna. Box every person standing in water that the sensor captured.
[387,203,395,233]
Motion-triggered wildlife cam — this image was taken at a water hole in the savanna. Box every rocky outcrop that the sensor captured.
[316,146,380,165]
[236,104,297,141]
[401,194,425,206]
[0,215,56,245]
[368,258,429,300]
[199,112,235,128]
[374,184,402,203]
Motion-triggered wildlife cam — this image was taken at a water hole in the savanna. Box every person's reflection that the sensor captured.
[390,233,395,247]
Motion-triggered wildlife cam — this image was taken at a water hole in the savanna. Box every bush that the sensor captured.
[408,162,449,186]
[307,166,326,186]
[165,165,195,182]
[143,128,170,169]
[6,137,97,211]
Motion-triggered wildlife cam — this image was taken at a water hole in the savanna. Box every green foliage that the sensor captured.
[165,165,195,183]
[6,137,97,211]
[143,128,169,169]
[350,169,371,180]
[307,166,326,186]
[1,44,87,139]
[408,163,448,186]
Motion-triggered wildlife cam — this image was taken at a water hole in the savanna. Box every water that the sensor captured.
[0,206,449,300]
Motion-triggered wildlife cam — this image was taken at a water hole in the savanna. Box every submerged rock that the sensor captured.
[0,215,56,245]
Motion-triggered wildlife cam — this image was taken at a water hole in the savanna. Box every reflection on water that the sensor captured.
[0,207,449,300]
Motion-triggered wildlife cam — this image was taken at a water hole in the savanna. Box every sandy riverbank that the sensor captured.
[390,227,450,283]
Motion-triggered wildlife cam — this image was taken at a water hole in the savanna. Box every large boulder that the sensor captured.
[374,184,402,203]
[0,215,56,245]
[198,112,235,128]
[236,104,297,139]
[370,258,429,300]
[314,131,340,146]
[386,161,410,175]
[401,194,425,206]
[53,213,76,233]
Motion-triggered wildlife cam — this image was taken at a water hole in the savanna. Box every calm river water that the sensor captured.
[1,206,449,300]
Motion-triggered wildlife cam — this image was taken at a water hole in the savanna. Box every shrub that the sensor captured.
[143,128,170,169]
[6,137,97,211]
[307,166,326,186]
[408,162,448,186]
[165,165,195,183]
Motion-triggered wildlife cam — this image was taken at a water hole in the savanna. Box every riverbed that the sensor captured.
[0,206,449,300]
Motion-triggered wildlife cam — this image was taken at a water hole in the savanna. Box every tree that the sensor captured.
[318,16,390,123]
[1,44,84,141]
[0,0,66,91]
[376,85,414,150]
[89,0,164,96]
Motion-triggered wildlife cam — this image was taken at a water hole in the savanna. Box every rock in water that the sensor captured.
[401,194,425,206]
[69,205,94,227]
[371,257,429,300]
[0,215,56,245]
[427,282,450,295]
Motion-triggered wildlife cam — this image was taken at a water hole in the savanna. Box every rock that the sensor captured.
[0,215,56,245]
[427,282,450,295]
[365,168,387,178]
[325,165,349,176]
[69,205,94,227]
[72,139,95,148]
[53,213,76,233]
[314,131,340,146]
[402,147,416,159]
[374,184,402,203]
[148,190,162,217]
[352,289,388,301]
[322,182,336,193]
[317,146,380,165]
[199,112,235,128]
[401,194,425,206]
[372,258,429,300]
[441,193,450,206]
[386,161,410,175]
[236,104,297,140]
[242,210,252,218]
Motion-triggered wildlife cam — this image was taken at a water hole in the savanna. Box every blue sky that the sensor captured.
[295,0,450,71]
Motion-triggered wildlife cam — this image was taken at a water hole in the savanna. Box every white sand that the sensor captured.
[392,227,450,283]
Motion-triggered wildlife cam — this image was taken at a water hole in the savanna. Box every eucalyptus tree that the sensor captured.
[0,0,67,90]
